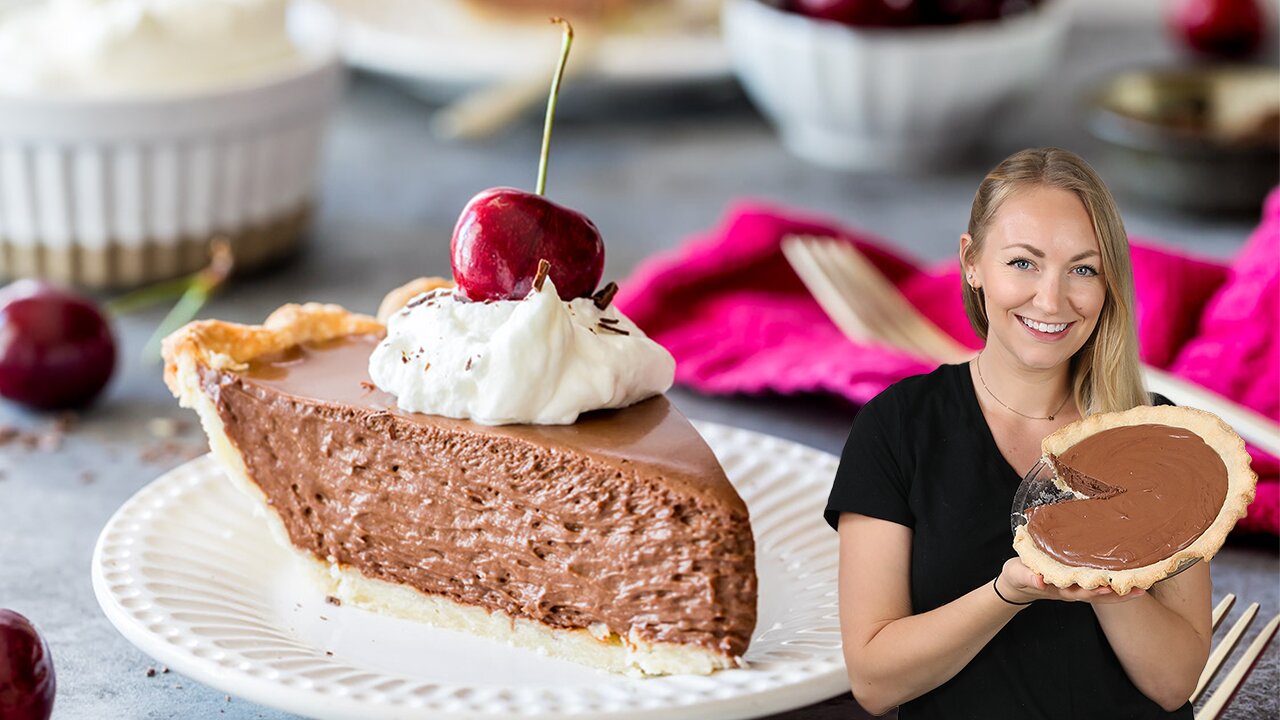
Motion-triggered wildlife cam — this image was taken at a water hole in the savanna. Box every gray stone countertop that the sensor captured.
[1,21,1276,720]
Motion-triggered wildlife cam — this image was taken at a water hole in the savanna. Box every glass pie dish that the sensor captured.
[1010,460,1199,584]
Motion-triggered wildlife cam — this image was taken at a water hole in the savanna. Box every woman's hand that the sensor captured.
[997,557,1146,605]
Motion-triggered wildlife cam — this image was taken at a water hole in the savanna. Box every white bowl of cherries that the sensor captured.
[722,0,1070,170]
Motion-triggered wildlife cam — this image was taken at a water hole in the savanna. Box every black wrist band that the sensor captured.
[993,578,1033,606]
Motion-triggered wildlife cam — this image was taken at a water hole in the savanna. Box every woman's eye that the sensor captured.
[1009,259,1033,271]
[1072,265,1099,277]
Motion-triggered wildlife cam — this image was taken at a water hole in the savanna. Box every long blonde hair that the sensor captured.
[961,148,1148,415]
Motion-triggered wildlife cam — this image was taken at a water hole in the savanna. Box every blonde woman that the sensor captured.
[825,148,1210,718]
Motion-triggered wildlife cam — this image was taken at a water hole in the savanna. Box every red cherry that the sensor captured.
[448,20,606,303]
[1169,0,1265,59]
[451,187,604,302]
[0,280,116,410]
[0,610,56,720]
[787,0,920,26]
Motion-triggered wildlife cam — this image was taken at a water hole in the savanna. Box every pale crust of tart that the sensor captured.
[1012,404,1257,595]
[161,295,743,676]
[375,276,454,323]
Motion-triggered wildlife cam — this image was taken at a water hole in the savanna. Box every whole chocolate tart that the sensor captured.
[1013,405,1256,595]
[161,291,757,676]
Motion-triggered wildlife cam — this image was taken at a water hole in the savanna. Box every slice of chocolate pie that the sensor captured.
[162,294,757,676]
[1013,405,1256,595]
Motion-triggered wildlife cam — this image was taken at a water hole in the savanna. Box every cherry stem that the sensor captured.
[536,17,574,197]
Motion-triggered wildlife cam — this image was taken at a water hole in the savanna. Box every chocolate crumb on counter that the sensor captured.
[423,362,431,373]
[161,666,170,674]
[401,350,409,364]
[325,650,334,656]
[53,412,78,434]
[145,667,157,678]
[325,595,342,606]
[465,357,473,371]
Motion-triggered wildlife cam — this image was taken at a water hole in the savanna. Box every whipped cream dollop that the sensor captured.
[0,0,304,96]
[369,280,676,426]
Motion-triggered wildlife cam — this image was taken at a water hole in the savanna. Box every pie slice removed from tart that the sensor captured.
[1013,405,1256,595]
[161,295,757,676]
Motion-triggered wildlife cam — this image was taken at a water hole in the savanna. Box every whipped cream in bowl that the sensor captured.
[0,0,342,289]
[369,279,676,426]
[0,0,326,97]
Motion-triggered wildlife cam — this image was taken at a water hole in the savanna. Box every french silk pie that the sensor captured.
[1013,405,1257,595]
[161,277,758,676]
[162,22,756,675]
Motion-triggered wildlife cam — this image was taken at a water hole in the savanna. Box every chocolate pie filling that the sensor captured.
[1025,424,1228,571]
[201,335,757,656]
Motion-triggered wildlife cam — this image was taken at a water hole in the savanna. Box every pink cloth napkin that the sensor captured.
[616,190,1280,536]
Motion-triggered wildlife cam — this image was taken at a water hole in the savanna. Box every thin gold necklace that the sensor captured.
[975,353,1070,421]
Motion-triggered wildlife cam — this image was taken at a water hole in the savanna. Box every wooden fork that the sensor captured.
[1194,596,1280,719]
[781,235,1280,457]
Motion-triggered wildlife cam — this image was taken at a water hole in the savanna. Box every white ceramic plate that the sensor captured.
[309,0,729,91]
[92,421,847,719]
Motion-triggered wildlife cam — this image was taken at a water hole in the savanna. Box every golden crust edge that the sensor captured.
[161,277,455,404]
[1017,404,1258,594]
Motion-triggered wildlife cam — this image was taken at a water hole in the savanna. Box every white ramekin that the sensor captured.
[723,0,1070,171]
[0,5,343,289]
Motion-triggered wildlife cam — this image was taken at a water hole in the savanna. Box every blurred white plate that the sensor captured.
[305,0,729,92]
[92,421,847,719]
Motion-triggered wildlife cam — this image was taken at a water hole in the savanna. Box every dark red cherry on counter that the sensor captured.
[1169,0,1265,59]
[0,280,116,410]
[0,610,56,720]
[450,18,605,303]
[786,0,919,26]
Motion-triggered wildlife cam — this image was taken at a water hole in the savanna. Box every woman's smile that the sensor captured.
[1016,314,1075,341]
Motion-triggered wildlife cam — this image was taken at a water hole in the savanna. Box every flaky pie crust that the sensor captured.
[161,277,453,395]
[1012,404,1257,595]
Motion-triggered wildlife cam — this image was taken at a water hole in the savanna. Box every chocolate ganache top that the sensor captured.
[1026,423,1228,571]
[238,334,746,515]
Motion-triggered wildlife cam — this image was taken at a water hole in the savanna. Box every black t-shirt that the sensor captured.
[825,362,1190,720]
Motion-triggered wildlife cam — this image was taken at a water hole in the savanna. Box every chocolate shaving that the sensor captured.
[325,595,342,606]
[359,381,376,391]
[592,282,618,310]
[465,357,473,371]
[533,259,551,292]
[598,323,630,336]
[598,317,619,324]
[423,362,431,373]
[401,351,409,364]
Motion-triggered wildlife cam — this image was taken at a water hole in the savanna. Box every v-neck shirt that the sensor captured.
[824,362,1189,720]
